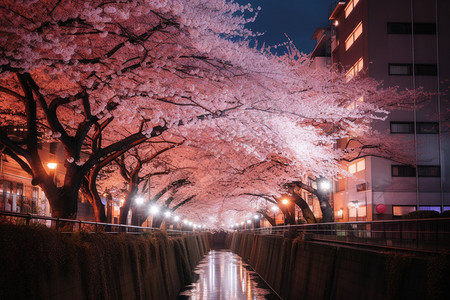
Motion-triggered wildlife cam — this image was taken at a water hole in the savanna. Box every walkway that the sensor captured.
[177,249,279,300]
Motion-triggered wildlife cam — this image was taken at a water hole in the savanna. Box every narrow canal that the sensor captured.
[177,249,280,300]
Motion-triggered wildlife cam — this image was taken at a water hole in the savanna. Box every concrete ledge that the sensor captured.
[229,232,450,300]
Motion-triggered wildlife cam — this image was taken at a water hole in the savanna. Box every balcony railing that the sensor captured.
[239,218,450,253]
[0,211,197,236]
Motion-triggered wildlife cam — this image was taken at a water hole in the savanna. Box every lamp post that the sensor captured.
[271,206,279,226]
[47,162,57,184]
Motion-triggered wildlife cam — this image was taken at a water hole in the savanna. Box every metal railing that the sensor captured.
[239,218,450,253]
[0,211,197,236]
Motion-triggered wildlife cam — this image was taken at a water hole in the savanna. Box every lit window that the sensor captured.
[348,159,365,174]
[346,57,364,81]
[344,0,359,18]
[349,163,357,174]
[393,205,416,216]
[356,160,365,172]
[347,96,364,110]
[345,22,363,51]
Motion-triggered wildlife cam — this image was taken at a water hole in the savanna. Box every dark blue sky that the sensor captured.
[237,0,333,54]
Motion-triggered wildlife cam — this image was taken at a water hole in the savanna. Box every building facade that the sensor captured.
[321,0,450,221]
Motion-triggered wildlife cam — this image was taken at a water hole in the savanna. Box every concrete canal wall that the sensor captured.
[228,232,450,300]
[0,224,211,300]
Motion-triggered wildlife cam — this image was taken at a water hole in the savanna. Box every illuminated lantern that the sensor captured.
[376,204,386,214]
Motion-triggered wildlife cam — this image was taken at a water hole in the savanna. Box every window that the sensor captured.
[389,64,437,76]
[415,64,437,76]
[414,23,436,34]
[389,64,412,75]
[417,122,439,134]
[345,0,360,18]
[392,165,415,177]
[49,142,57,154]
[387,22,436,34]
[393,205,416,216]
[346,57,364,81]
[390,122,414,133]
[348,159,365,174]
[392,165,441,177]
[345,22,363,51]
[418,166,440,177]
[419,206,441,213]
[347,96,364,110]
[387,22,412,34]
[391,122,439,134]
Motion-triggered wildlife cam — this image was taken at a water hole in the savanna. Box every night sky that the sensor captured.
[237,0,334,54]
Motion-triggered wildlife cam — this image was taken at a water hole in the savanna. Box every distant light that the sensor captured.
[174,215,180,222]
[164,210,171,218]
[334,20,339,26]
[246,220,251,224]
[281,199,289,205]
[135,197,144,205]
[183,219,188,224]
[319,180,331,191]
[47,162,57,170]
[253,215,260,220]
[149,205,160,215]
[271,206,279,212]
[241,222,244,225]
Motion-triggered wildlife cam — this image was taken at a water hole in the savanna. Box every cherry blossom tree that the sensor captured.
[0,0,429,224]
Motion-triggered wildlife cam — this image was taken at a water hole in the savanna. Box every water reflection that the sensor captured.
[177,250,278,300]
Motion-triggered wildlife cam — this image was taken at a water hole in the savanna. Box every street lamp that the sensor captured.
[318,179,331,191]
[149,204,160,215]
[135,196,144,205]
[47,162,57,170]
[281,199,289,205]
[47,162,57,184]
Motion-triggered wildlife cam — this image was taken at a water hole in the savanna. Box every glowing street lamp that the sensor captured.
[135,196,144,205]
[149,204,160,215]
[281,199,289,205]
[47,162,57,170]
[318,179,331,191]
[174,215,180,222]
[164,210,171,218]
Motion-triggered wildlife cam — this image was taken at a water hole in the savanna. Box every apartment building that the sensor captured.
[318,0,450,221]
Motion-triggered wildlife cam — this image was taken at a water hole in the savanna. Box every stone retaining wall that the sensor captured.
[0,224,211,300]
[228,232,450,300]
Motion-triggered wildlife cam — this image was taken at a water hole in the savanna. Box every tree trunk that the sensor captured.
[291,193,317,223]
[260,212,276,226]
[317,190,334,222]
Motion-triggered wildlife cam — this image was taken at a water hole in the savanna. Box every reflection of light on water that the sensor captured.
[178,250,272,299]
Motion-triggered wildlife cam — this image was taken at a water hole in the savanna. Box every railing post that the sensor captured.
[26,213,31,226]
[78,220,82,231]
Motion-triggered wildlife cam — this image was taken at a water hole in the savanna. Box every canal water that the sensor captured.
[177,249,280,300]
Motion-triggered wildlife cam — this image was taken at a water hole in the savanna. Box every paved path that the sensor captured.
[177,249,279,300]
